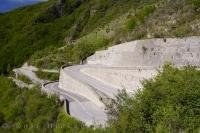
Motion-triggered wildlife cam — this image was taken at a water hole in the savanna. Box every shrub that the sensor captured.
[72,34,110,62]
[35,70,59,81]
[0,76,60,132]
[125,5,156,31]
[54,110,85,133]
[190,0,200,11]
[108,64,200,133]
[17,74,32,84]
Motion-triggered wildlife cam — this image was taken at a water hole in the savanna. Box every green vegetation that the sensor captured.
[29,0,200,69]
[17,74,32,84]
[0,0,199,71]
[107,65,200,132]
[35,70,59,81]
[0,0,200,132]
[0,76,60,132]
[0,76,103,132]
[30,34,111,69]
[54,110,109,133]
[54,110,86,133]
[1,64,200,132]
[0,76,106,132]
[0,0,161,72]
[124,5,156,31]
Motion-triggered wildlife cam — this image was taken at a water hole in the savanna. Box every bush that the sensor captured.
[17,74,32,84]
[125,5,156,31]
[54,110,85,133]
[35,70,59,81]
[190,0,200,11]
[71,34,110,63]
[0,76,60,132]
[108,64,200,133]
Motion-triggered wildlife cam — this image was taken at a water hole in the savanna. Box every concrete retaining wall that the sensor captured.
[58,68,105,108]
[87,36,200,67]
[81,67,157,93]
[57,36,200,110]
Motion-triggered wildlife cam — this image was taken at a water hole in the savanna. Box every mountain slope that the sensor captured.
[0,0,199,73]
[0,0,161,73]
[29,0,200,69]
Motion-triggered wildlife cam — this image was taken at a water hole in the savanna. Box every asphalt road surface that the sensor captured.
[43,82,107,126]
[43,64,156,125]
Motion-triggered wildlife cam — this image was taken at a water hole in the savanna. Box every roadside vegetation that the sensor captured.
[1,65,200,132]
[0,76,105,132]
[107,65,200,132]
[17,74,33,84]
[0,76,60,132]
[35,70,59,81]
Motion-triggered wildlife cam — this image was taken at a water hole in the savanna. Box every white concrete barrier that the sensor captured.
[58,68,106,108]
[81,67,157,93]
[58,36,200,109]
[87,36,200,67]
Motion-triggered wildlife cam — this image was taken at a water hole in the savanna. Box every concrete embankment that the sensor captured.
[42,81,107,126]
[43,36,200,125]
[58,66,107,108]
[87,36,200,67]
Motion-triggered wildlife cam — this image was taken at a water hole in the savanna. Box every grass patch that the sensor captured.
[35,70,59,81]
[125,5,156,31]
[17,74,32,84]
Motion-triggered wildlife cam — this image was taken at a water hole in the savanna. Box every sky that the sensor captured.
[0,0,47,13]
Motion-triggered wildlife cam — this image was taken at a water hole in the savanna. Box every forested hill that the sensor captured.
[0,0,199,73]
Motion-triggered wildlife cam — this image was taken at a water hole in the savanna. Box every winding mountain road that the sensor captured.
[14,37,200,126]
[63,65,120,98]
[13,63,59,85]
[43,64,156,125]
[43,82,108,126]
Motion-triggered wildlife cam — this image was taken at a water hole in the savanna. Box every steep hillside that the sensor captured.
[2,0,199,73]
[28,0,200,70]
[0,0,159,73]
[0,76,60,132]
[0,0,57,73]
